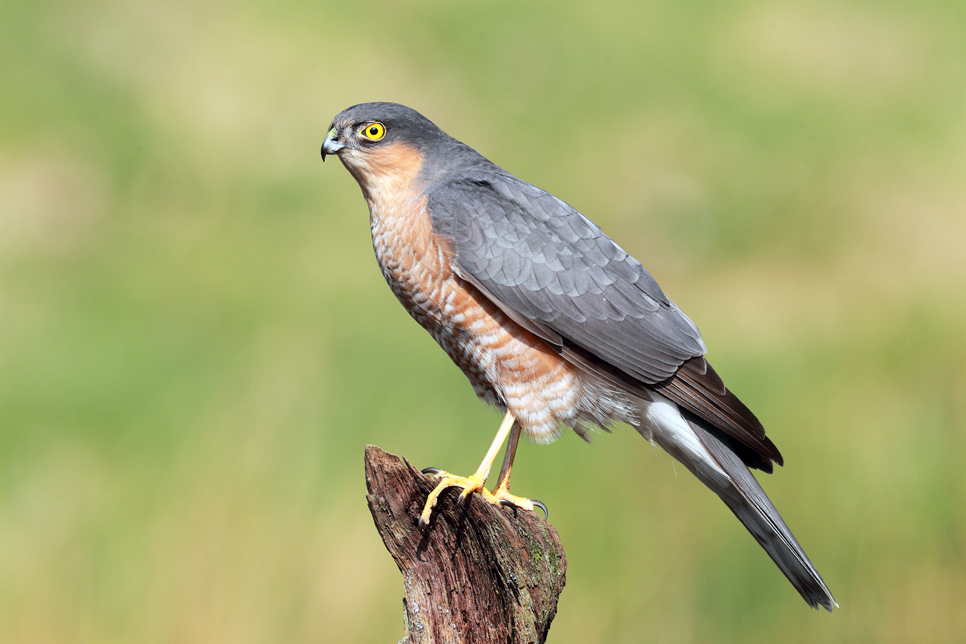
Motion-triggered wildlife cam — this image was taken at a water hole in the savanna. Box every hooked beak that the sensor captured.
[321,127,344,161]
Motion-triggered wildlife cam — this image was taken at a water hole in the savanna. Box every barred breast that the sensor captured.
[354,143,637,442]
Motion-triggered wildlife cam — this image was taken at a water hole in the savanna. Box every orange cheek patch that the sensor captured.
[348,142,425,200]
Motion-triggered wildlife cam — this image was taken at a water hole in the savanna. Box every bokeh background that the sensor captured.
[2,0,965,642]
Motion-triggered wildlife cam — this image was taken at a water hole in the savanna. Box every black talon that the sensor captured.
[498,498,549,520]
[421,467,441,476]
[531,499,549,520]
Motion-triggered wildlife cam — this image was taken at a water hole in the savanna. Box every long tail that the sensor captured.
[639,395,837,611]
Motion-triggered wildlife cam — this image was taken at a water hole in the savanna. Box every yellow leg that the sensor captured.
[420,411,543,526]
[491,421,547,519]
[491,419,521,496]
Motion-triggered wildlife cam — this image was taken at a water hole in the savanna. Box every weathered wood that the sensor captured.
[364,445,567,644]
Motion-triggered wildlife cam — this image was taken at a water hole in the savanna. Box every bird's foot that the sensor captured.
[419,469,493,526]
[492,483,548,520]
[419,468,547,526]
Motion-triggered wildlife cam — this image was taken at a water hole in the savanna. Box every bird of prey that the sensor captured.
[321,102,836,611]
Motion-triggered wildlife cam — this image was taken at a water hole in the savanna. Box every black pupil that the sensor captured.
[369,126,378,136]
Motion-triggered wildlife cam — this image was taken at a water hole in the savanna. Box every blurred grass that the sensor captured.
[2,0,965,642]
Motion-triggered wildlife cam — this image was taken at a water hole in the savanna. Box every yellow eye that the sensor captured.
[360,122,386,141]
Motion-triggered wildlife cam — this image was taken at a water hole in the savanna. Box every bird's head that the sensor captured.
[321,102,456,195]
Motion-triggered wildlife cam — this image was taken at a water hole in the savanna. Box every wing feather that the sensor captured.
[428,169,781,469]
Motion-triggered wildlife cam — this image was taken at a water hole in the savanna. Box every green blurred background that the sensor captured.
[2,0,965,642]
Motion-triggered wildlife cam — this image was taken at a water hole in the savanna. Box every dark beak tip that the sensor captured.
[321,135,345,162]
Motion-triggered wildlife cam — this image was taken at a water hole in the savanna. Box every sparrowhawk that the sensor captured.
[321,102,835,611]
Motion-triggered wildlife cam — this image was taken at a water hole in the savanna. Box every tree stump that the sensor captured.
[364,445,567,644]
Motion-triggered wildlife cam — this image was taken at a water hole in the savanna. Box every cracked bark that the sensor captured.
[364,445,567,644]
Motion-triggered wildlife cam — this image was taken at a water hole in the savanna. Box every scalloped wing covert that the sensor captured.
[428,171,706,383]
[426,169,782,470]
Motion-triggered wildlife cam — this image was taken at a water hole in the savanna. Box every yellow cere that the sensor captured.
[360,122,386,140]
